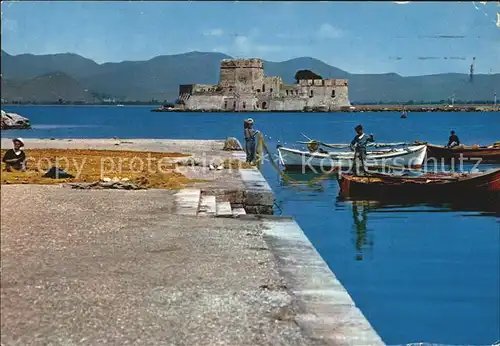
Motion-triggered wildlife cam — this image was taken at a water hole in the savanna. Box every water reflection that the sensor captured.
[345,198,499,261]
[275,168,498,267]
[278,171,334,183]
[351,201,375,261]
[276,171,334,192]
[339,195,500,216]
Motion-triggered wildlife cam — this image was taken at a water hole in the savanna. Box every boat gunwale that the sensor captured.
[341,167,500,186]
[277,144,427,160]
[426,143,500,153]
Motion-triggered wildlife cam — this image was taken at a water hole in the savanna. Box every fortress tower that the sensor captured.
[219,58,265,94]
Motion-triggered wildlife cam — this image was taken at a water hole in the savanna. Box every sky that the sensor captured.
[1,1,499,76]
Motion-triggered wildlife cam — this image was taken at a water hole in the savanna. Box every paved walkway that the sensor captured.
[1,185,316,345]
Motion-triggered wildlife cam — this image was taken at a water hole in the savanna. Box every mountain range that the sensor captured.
[1,49,498,103]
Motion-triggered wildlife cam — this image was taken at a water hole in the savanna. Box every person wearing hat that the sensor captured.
[243,118,260,163]
[2,138,27,171]
[350,125,374,175]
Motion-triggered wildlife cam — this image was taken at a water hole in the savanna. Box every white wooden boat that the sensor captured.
[277,144,427,172]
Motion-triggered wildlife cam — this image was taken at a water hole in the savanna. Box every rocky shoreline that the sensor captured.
[1,110,31,130]
[152,104,499,113]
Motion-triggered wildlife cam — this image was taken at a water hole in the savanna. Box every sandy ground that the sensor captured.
[1,185,317,346]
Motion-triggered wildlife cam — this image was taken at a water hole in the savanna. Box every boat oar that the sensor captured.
[301,133,313,141]
[297,140,350,149]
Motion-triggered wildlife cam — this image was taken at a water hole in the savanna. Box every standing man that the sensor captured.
[243,118,260,164]
[350,125,374,175]
[447,130,460,148]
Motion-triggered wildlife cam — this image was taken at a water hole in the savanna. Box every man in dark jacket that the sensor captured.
[2,138,27,171]
[350,125,374,175]
[447,130,460,148]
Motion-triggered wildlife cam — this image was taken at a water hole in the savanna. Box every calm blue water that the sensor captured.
[3,105,500,345]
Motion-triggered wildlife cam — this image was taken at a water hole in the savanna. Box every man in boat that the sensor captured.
[2,138,27,172]
[350,125,374,175]
[447,130,460,148]
[244,118,260,163]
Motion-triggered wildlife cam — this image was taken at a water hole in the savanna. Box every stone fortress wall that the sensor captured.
[179,58,350,111]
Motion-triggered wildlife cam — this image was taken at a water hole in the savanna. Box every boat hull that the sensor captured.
[426,144,500,164]
[338,168,500,208]
[278,145,427,172]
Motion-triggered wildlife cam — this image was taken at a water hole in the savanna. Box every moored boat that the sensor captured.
[151,106,175,112]
[425,143,500,164]
[277,144,427,172]
[337,168,500,206]
[151,102,177,112]
[401,105,408,118]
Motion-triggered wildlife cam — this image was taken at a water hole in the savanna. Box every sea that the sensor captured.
[3,105,500,345]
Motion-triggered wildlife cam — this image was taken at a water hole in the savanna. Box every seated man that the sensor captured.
[2,138,27,171]
[447,130,460,148]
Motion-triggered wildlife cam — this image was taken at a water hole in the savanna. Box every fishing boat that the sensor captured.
[337,168,500,205]
[151,102,176,112]
[425,142,500,163]
[277,143,427,171]
[401,105,408,118]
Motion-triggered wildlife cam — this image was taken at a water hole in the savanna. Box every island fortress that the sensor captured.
[177,58,351,112]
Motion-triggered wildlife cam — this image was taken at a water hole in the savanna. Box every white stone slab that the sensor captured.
[216,201,233,217]
[174,189,201,216]
[198,195,216,216]
[232,207,247,217]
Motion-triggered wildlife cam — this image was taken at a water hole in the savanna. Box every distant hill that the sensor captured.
[1,49,498,103]
[1,71,93,103]
[79,51,232,101]
[1,50,101,80]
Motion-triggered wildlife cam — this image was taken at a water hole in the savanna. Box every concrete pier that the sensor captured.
[263,218,384,345]
[0,137,384,345]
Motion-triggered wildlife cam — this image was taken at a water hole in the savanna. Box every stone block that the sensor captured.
[216,201,233,217]
[257,205,274,215]
[232,207,247,217]
[222,190,245,204]
[244,190,274,206]
[244,206,258,214]
[199,195,216,216]
[244,205,274,215]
